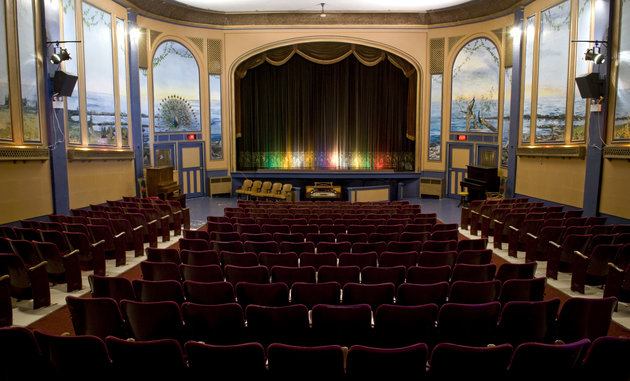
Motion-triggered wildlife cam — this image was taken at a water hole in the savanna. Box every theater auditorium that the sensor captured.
[1,0,630,378]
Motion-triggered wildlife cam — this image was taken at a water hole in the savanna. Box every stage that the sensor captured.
[230,170,425,201]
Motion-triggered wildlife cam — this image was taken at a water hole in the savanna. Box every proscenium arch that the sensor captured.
[449,35,503,134]
[227,38,424,172]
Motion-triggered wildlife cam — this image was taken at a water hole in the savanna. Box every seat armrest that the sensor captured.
[114,231,126,239]
[28,261,49,272]
[508,226,519,233]
[63,249,80,259]
[549,241,561,249]
[526,232,538,240]
[574,250,588,260]
[133,225,143,232]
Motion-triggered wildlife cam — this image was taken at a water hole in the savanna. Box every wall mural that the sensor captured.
[572,0,592,142]
[152,41,201,133]
[522,15,536,144]
[614,0,630,141]
[0,0,10,140]
[501,67,512,167]
[428,74,442,161]
[116,18,128,146]
[535,0,570,143]
[17,0,41,142]
[63,0,81,144]
[451,38,500,134]
[83,1,116,145]
[209,74,222,160]
[140,68,151,165]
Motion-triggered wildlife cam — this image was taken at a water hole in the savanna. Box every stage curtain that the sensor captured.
[235,42,417,143]
[236,47,415,171]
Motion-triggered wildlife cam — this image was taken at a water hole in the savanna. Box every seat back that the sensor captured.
[66,296,125,338]
[181,302,245,344]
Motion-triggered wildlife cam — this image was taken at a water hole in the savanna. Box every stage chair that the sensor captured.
[246,304,310,346]
[496,298,560,346]
[235,179,254,199]
[311,304,372,346]
[66,296,125,338]
[183,281,235,305]
[373,304,438,348]
[436,301,501,346]
[508,339,591,381]
[185,341,266,379]
[396,282,449,306]
[267,343,345,379]
[106,336,187,379]
[252,180,273,199]
[132,279,184,304]
[429,342,512,381]
[417,250,457,268]
[88,274,135,302]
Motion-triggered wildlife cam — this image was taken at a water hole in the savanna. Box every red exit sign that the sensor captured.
[457,135,467,141]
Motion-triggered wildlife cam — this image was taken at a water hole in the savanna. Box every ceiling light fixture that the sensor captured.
[320,2,326,18]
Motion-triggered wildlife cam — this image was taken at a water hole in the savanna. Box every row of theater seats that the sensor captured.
[461,199,630,301]
[235,180,293,200]
[91,271,546,308]
[3,326,628,381]
[66,292,618,348]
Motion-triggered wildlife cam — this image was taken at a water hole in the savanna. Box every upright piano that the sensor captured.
[459,165,500,202]
[146,166,182,199]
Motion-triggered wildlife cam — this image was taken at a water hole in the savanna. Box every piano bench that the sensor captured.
[457,191,469,207]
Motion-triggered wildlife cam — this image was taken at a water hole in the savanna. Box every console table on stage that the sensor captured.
[305,182,342,200]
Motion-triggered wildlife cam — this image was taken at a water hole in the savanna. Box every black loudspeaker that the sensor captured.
[575,72,603,99]
[52,70,78,96]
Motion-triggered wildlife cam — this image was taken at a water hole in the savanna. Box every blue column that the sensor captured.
[127,10,144,196]
[506,8,524,199]
[582,0,612,216]
[41,0,70,215]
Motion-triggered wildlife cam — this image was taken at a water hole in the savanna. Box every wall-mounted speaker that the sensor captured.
[575,72,603,99]
[52,70,78,97]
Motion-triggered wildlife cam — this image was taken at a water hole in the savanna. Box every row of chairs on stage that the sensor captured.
[65,294,618,348]
[235,180,293,200]
[3,326,628,381]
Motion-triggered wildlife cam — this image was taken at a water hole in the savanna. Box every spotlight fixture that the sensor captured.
[50,47,71,64]
[584,47,605,64]
[320,2,326,18]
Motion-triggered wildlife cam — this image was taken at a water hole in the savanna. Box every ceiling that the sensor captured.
[170,0,476,13]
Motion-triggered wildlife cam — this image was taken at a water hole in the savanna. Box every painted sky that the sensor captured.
[537,1,570,98]
[451,38,499,101]
[153,41,200,102]
[83,1,115,108]
[0,0,8,104]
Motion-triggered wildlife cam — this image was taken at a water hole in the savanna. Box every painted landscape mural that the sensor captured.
[535,0,570,143]
[614,0,630,140]
[451,38,499,134]
[429,74,442,161]
[0,0,10,141]
[152,41,201,134]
